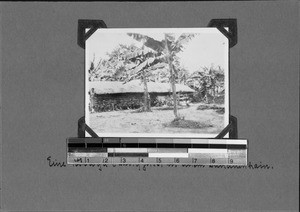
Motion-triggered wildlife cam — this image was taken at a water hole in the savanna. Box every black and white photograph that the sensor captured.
[85,28,229,137]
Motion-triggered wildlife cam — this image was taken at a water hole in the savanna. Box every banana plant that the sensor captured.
[89,44,139,82]
[124,46,168,111]
[127,32,195,118]
[187,65,225,103]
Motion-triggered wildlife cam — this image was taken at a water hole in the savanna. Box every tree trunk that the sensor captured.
[165,34,178,118]
[212,78,216,103]
[90,89,95,113]
[142,70,151,111]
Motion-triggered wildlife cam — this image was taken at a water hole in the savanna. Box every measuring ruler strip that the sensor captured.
[67,157,243,165]
[67,138,247,165]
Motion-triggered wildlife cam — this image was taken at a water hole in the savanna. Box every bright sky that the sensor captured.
[86,28,228,73]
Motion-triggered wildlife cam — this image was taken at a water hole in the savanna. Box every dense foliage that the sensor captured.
[88,33,225,115]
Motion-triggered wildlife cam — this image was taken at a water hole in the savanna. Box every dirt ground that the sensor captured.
[88,103,226,135]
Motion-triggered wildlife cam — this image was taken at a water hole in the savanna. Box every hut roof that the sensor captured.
[89,80,195,95]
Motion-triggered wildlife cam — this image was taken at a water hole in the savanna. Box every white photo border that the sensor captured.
[85,28,229,138]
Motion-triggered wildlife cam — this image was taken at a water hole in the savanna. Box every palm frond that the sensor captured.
[127,33,165,53]
[171,33,195,53]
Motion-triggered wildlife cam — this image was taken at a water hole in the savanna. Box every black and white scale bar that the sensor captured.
[67,138,247,165]
[68,143,247,149]
[67,138,247,145]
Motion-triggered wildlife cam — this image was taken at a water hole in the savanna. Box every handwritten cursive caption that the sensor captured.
[47,156,274,172]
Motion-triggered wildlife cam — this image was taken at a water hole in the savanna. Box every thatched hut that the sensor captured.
[88,80,195,112]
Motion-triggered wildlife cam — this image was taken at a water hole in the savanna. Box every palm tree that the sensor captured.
[127,32,195,118]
